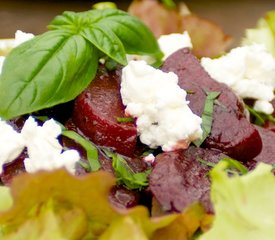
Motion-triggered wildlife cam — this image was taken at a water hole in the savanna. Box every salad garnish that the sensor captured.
[193,91,220,147]
[104,149,151,190]
[0,8,162,120]
[0,1,274,239]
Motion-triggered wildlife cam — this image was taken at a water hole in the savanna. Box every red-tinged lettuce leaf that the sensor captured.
[100,203,205,240]
[0,169,117,238]
[128,0,179,37]
[0,169,207,239]
[151,203,205,240]
[128,0,232,58]
[179,14,232,58]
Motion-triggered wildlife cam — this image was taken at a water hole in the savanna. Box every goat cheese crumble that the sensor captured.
[158,31,193,60]
[201,44,275,114]
[120,60,202,151]
[0,117,80,174]
[0,120,25,173]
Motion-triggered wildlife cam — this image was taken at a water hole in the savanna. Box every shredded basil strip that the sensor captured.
[62,130,101,172]
[197,157,248,176]
[0,9,162,120]
[220,157,249,175]
[193,91,220,147]
[116,117,134,123]
[246,104,275,126]
[103,149,150,190]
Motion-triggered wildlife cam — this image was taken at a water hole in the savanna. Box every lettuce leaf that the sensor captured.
[0,186,12,212]
[200,162,275,240]
[0,169,117,239]
[242,11,275,56]
[0,169,206,239]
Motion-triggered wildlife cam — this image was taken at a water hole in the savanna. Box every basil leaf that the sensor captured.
[193,91,220,147]
[90,10,163,59]
[62,130,101,172]
[0,30,98,120]
[0,9,162,120]
[104,149,150,190]
[50,9,163,65]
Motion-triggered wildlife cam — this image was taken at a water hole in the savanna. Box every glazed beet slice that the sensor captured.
[72,67,137,157]
[161,48,262,161]
[149,147,227,213]
[253,126,275,165]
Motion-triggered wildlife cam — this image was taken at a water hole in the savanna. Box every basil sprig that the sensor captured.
[193,91,220,147]
[0,9,163,120]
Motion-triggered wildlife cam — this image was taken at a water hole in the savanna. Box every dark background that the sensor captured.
[1,0,275,45]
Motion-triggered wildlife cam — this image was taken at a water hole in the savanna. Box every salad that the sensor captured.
[0,0,274,239]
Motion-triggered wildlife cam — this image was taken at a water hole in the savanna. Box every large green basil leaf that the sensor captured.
[0,30,98,120]
[49,9,163,65]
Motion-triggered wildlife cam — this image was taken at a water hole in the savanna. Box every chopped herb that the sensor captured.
[220,157,248,175]
[62,130,101,172]
[116,117,134,123]
[197,157,248,176]
[186,90,195,94]
[197,158,216,168]
[103,149,151,190]
[246,104,275,126]
[161,0,176,9]
[193,91,220,147]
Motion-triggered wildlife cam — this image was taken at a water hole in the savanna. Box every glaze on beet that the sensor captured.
[161,48,262,161]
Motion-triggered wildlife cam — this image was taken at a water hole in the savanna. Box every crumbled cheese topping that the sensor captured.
[0,117,79,174]
[120,60,202,152]
[158,31,193,60]
[143,154,155,164]
[201,44,275,114]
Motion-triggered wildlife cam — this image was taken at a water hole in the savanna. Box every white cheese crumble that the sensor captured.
[22,117,79,174]
[0,117,79,174]
[120,60,202,152]
[158,31,193,60]
[0,120,25,174]
[0,30,34,74]
[201,44,275,114]
[143,154,155,164]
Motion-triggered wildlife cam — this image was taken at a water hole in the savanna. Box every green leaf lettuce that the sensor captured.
[200,162,275,240]
[242,11,275,56]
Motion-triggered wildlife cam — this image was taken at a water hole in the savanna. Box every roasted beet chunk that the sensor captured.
[161,48,262,161]
[149,147,228,213]
[72,67,137,157]
[253,126,275,165]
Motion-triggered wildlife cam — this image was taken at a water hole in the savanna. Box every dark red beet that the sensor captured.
[161,48,262,161]
[0,150,26,185]
[149,146,227,213]
[72,67,137,157]
[253,126,275,165]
